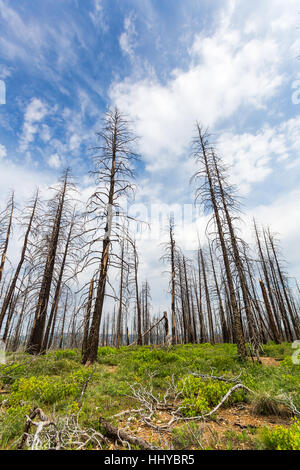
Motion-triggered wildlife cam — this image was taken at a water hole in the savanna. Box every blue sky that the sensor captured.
[0,0,300,309]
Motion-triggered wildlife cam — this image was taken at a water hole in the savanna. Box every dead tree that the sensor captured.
[0,191,38,331]
[211,149,261,359]
[254,220,283,341]
[209,243,229,343]
[82,279,94,358]
[116,240,125,349]
[161,217,177,345]
[26,169,73,355]
[0,192,14,287]
[266,228,300,339]
[163,311,169,345]
[191,125,246,358]
[82,108,140,365]
[199,248,214,344]
[132,241,142,346]
[41,213,76,353]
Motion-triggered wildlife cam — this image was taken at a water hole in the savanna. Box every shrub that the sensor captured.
[171,423,204,450]
[251,392,282,416]
[178,375,246,417]
[0,363,27,385]
[260,419,300,450]
[97,347,117,357]
[54,349,78,360]
[0,404,31,447]
[9,369,91,406]
[9,376,79,405]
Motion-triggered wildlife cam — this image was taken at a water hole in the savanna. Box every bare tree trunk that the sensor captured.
[58,296,68,349]
[116,241,124,349]
[169,220,177,345]
[0,193,14,286]
[42,218,74,353]
[0,192,37,330]
[26,171,69,354]
[82,279,94,357]
[209,244,229,343]
[200,248,215,344]
[133,242,142,346]
[193,126,246,358]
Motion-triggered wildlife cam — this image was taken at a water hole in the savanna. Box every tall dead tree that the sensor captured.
[0,192,14,287]
[254,220,283,341]
[0,191,38,331]
[266,228,300,339]
[132,241,143,346]
[209,243,229,343]
[192,125,246,358]
[160,217,178,345]
[199,248,214,344]
[82,278,94,358]
[26,170,72,355]
[211,149,261,359]
[41,213,76,353]
[116,240,125,349]
[82,108,139,365]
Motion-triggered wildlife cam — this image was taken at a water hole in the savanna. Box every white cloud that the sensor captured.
[40,124,51,142]
[90,0,107,31]
[69,134,81,151]
[0,64,11,79]
[244,189,300,280]
[111,25,283,173]
[48,153,61,169]
[119,13,137,59]
[0,144,7,159]
[0,159,51,203]
[217,116,300,195]
[19,98,48,152]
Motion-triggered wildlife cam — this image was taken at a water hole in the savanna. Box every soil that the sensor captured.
[105,355,290,450]
[103,365,118,373]
[110,402,292,450]
[250,357,282,367]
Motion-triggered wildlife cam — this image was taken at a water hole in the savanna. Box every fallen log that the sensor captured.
[99,416,158,450]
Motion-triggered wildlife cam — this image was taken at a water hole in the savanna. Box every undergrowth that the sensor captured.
[0,342,299,450]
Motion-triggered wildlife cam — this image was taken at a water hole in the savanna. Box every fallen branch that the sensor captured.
[111,408,144,419]
[129,315,166,347]
[190,371,243,384]
[18,408,57,450]
[18,409,105,450]
[99,416,158,450]
[171,384,254,424]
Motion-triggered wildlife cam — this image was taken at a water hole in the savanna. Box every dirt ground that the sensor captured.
[107,402,292,450]
[105,357,291,450]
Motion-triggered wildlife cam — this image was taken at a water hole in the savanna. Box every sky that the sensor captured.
[0,0,300,312]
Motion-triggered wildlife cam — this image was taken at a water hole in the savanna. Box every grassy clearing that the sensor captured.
[0,342,299,450]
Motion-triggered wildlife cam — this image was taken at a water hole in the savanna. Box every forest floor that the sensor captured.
[0,342,299,451]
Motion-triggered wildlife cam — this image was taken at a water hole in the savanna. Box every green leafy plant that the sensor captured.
[260,419,300,450]
[178,375,246,417]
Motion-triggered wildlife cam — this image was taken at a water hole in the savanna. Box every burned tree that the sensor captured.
[191,125,247,358]
[26,169,74,355]
[0,192,14,287]
[0,191,39,332]
[161,218,178,345]
[82,108,140,365]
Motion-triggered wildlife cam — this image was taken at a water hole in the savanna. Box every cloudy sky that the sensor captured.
[0,0,300,311]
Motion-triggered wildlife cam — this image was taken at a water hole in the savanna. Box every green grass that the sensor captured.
[0,342,299,450]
